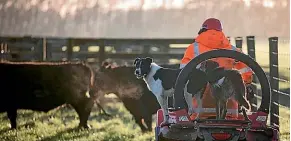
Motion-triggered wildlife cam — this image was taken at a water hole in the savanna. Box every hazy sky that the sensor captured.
[0,0,289,38]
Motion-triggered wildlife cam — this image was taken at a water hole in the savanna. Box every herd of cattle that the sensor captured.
[0,60,178,132]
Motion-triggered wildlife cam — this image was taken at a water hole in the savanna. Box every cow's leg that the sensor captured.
[94,93,112,117]
[7,109,17,129]
[96,102,112,117]
[71,98,94,129]
[138,100,152,132]
[143,115,153,132]
[134,117,147,133]
[79,98,94,129]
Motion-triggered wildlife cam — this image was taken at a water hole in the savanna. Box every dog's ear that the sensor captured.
[102,61,110,67]
[133,57,140,65]
[205,60,219,70]
[105,65,112,69]
[212,61,219,68]
[145,57,153,63]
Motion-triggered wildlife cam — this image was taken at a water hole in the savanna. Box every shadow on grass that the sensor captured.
[39,128,79,141]
[39,127,103,141]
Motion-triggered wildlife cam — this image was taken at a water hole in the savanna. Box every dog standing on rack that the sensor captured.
[133,57,208,126]
[201,60,251,119]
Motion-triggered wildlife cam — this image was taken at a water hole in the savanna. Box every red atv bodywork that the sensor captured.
[154,50,279,141]
[155,109,279,141]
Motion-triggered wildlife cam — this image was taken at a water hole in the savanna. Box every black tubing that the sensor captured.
[173,49,271,114]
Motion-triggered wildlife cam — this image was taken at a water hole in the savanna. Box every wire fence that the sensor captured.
[234,36,289,129]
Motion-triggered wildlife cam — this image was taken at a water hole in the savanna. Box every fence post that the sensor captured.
[99,39,105,67]
[67,38,73,61]
[45,38,53,61]
[36,37,44,61]
[246,36,258,112]
[42,37,47,61]
[269,37,279,129]
[0,37,4,61]
[247,36,256,60]
[235,37,243,49]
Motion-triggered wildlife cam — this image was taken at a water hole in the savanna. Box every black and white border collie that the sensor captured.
[133,57,208,126]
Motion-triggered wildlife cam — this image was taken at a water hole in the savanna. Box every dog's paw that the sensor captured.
[187,108,195,116]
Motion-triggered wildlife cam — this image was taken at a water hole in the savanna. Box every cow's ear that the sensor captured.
[133,57,140,65]
[145,57,153,63]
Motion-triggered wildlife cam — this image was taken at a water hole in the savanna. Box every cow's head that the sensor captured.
[94,61,144,99]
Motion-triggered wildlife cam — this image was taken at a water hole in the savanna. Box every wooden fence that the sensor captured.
[0,36,289,130]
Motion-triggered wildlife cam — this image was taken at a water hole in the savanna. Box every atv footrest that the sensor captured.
[198,124,248,129]
[170,122,196,129]
[194,119,251,130]
[193,119,251,124]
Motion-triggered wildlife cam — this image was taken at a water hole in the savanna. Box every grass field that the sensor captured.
[0,100,155,141]
[0,97,289,141]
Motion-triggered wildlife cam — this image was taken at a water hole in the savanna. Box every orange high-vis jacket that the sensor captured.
[180,30,253,84]
[180,30,253,119]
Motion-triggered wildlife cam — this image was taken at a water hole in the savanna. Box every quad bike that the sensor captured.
[155,50,279,141]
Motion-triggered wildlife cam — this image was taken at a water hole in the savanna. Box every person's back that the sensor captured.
[181,18,243,70]
[180,18,253,119]
[192,29,236,69]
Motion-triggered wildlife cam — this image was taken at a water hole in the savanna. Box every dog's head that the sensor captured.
[133,57,153,79]
[200,60,220,73]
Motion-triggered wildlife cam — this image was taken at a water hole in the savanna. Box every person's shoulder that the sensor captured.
[186,42,195,48]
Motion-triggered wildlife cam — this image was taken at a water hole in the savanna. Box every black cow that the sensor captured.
[94,62,179,132]
[0,61,98,129]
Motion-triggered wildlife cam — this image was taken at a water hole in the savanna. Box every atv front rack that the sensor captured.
[169,119,251,129]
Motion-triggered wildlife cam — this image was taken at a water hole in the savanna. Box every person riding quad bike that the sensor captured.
[180,18,255,119]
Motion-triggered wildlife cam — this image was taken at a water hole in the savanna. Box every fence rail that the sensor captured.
[0,36,289,130]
